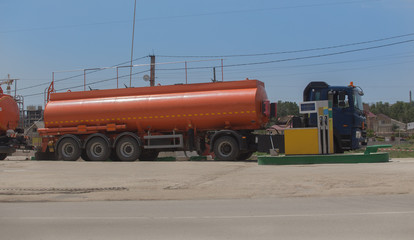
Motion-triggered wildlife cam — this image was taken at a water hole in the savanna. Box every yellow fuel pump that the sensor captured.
[284,100,334,155]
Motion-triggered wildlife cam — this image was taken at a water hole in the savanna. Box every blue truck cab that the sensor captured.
[303,81,366,153]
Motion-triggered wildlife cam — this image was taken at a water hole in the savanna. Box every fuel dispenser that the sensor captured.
[284,100,334,155]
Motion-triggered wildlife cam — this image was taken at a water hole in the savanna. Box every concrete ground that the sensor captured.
[2,195,414,240]
[1,152,414,202]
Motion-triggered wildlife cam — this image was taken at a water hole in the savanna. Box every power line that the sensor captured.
[220,52,414,75]
[56,69,150,92]
[126,0,381,23]
[0,0,380,34]
[21,37,414,98]
[157,32,414,58]
[23,69,150,98]
[18,56,149,92]
[156,39,414,71]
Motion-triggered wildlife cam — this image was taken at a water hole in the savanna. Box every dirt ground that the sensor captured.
[1,155,414,202]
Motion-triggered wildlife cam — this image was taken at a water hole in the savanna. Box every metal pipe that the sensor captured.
[84,70,86,91]
[116,67,119,89]
[221,59,224,82]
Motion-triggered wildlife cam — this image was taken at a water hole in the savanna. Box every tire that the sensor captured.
[237,151,253,161]
[213,136,239,161]
[86,137,111,161]
[81,150,90,161]
[109,151,120,161]
[115,136,141,162]
[139,149,159,161]
[58,138,81,161]
[0,153,7,160]
[334,138,344,154]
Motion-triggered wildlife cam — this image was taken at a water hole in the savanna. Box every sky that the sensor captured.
[1,0,414,107]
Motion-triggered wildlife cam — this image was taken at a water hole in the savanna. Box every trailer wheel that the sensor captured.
[58,138,81,161]
[0,153,7,160]
[115,136,140,162]
[86,137,111,161]
[109,151,120,161]
[214,136,239,161]
[139,150,159,161]
[81,150,90,161]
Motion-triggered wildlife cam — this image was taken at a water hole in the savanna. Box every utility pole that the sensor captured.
[129,0,137,87]
[150,55,155,87]
[410,90,412,104]
[212,67,216,82]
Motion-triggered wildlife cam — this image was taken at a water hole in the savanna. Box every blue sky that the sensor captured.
[1,0,414,106]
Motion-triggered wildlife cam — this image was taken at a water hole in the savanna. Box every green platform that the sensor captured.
[258,145,391,165]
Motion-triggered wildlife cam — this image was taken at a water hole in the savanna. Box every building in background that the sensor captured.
[363,104,409,137]
[23,105,44,147]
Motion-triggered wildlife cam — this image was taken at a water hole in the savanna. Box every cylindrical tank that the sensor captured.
[0,93,19,135]
[44,80,269,132]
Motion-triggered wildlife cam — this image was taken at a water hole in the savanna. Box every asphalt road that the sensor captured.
[1,195,414,240]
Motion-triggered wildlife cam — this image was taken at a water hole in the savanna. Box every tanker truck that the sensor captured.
[37,79,277,161]
[0,88,29,160]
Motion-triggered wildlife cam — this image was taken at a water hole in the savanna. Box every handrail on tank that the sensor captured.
[50,58,225,94]
[45,80,55,105]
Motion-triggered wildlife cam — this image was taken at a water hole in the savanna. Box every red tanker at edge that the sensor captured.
[0,92,19,135]
[0,90,28,160]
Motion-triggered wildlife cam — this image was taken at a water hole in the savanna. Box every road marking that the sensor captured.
[2,211,414,221]
[2,169,27,172]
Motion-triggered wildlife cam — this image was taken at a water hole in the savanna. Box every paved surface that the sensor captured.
[1,195,414,240]
[1,158,414,202]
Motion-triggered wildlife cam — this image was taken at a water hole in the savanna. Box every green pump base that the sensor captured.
[258,145,391,165]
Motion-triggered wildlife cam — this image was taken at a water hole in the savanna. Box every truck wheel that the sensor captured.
[109,151,120,161]
[237,151,253,161]
[86,137,111,161]
[334,139,344,154]
[58,138,81,161]
[214,136,240,161]
[81,150,90,161]
[139,150,159,161]
[115,136,141,162]
[0,153,7,160]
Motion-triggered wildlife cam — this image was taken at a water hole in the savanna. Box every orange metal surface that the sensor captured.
[0,93,19,134]
[42,79,269,134]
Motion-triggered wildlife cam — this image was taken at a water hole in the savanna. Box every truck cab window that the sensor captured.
[311,90,321,100]
[353,92,363,110]
[337,92,349,109]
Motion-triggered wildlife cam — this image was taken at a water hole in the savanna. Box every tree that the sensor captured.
[370,101,414,123]
[266,101,299,127]
[276,101,299,118]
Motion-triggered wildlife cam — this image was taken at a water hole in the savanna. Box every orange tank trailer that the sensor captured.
[0,92,19,135]
[43,79,268,132]
[38,79,275,162]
